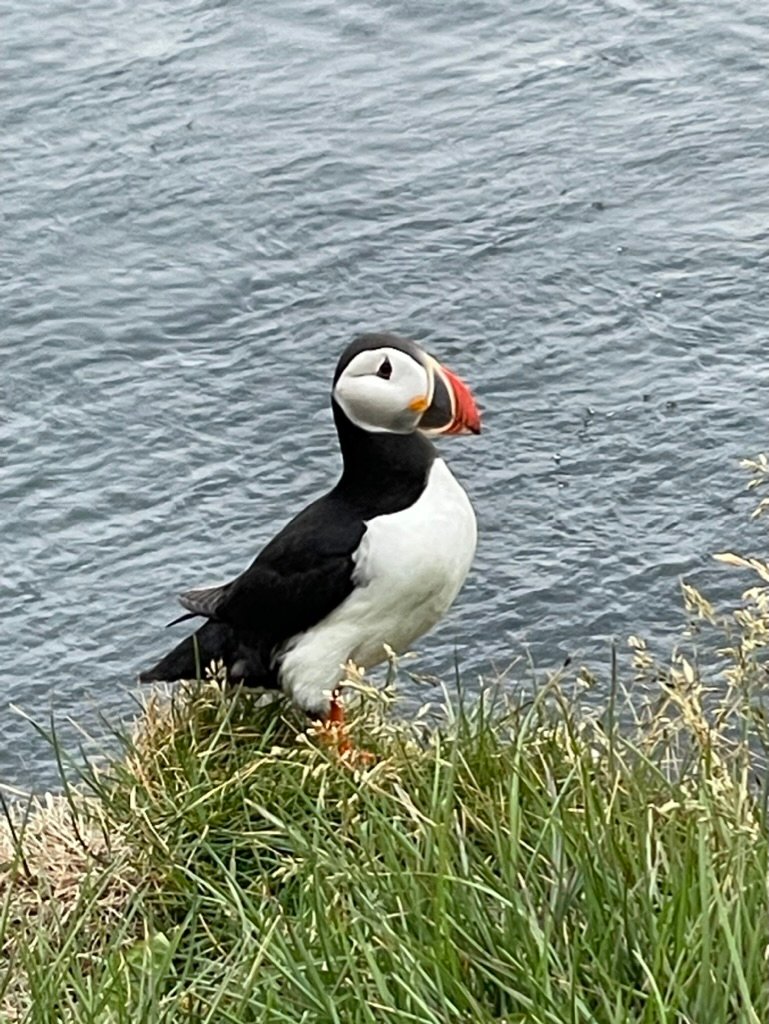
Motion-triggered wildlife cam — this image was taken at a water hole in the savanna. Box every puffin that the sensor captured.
[140,332,481,742]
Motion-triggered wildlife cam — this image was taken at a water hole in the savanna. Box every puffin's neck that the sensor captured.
[331,400,436,516]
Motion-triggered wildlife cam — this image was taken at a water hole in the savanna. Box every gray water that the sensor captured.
[2,0,767,791]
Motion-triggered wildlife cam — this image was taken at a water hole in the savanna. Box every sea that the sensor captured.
[2,0,767,789]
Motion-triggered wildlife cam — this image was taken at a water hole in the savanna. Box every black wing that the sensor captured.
[142,492,365,687]
[187,491,364,659]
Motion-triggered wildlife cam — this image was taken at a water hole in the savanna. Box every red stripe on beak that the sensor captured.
[440,365,482,435]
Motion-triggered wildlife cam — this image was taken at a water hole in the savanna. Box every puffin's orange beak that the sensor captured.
[437,364,482,435]
[419,360,482,436]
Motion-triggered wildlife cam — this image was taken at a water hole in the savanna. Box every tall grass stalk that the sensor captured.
[1,455,767,1023]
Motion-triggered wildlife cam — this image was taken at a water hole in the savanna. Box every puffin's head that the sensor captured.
[332,332,481,437]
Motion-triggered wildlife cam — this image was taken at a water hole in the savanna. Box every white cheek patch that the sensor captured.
[335,377,409,433]
[334,348,429,434]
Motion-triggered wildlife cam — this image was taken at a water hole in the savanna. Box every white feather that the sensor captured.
[278,458,477,715]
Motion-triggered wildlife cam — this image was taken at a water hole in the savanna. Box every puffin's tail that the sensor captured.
[139,619,239,683]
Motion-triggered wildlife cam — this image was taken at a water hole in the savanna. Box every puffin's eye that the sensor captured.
[376,357,392,380]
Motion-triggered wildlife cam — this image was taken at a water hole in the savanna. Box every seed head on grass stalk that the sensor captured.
[0,455,767,1023]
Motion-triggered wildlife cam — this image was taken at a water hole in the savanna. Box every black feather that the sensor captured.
[165,611,199,627]
[178,583,229,618]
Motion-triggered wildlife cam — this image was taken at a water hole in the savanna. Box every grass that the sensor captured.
[1,456,768,1024]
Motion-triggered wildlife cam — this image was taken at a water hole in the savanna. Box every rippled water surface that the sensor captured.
[2,0,767,788]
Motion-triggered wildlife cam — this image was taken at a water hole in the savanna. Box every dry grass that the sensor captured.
[0,792,139,1021]
[0,454,766,1023]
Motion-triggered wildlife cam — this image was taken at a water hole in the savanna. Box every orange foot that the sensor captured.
[314,690,375,766]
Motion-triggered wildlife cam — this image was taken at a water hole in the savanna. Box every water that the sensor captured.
[2,0,767,790]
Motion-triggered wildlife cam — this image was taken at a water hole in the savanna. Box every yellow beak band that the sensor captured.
[408,395,429,413]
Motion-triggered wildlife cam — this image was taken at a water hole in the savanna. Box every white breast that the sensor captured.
[278,458,477,715]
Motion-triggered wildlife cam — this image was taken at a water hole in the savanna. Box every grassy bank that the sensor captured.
[1,460,768,1023]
